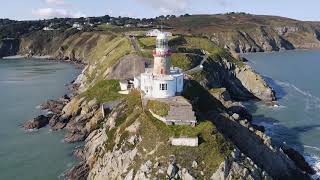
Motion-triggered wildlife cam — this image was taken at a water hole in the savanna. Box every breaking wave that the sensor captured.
[275,80,320,111]
[304,154,320,179]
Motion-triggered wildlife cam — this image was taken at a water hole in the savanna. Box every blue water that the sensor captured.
[0,59,81,180]
[243,50,320,175]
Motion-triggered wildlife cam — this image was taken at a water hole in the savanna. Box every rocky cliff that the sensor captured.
[12,28,313,179]
[0,38,20,57]
[165,14,320,53]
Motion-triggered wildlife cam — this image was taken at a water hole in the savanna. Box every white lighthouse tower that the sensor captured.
[134,32,184,98]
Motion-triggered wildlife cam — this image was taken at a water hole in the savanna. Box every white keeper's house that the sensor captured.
[134,32,184,98]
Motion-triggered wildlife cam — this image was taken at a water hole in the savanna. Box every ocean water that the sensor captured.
[0,59,81,180]
[243,50,320,176]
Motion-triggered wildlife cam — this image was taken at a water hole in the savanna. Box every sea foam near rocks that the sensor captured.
[304,154,320,179]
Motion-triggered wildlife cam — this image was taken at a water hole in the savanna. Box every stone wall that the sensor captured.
[171,137,199,147]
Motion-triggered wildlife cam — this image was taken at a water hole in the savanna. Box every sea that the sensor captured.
[243,50,320,178]
[0,58,81,180]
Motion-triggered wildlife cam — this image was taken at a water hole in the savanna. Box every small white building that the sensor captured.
[43,27,54,31]
[134,32,184,98]
[146,29,161,37]
[73,23,83,30]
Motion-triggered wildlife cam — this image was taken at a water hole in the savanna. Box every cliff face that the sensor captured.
[65,91,276,180]
[166,14,320,53]
[0,38,20,57]
[189,51,275,102]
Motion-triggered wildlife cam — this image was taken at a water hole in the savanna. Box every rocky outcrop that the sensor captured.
[210,112,310,179]
[40,97,69,114]
[167,14,320,53]
[0,38,20,58]
[212,148,273,180]
[23,115,51,130]
[196,54,276,102]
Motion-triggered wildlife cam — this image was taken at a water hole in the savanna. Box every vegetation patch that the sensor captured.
[138,35,182,50]
[171,53,202,71]
[209,88,227,94]
[136,111,233,178]
[184,37,218,53]
[81,80,124,104]
[147,100,170,117]
[138,37,156,49]
[105,128,117,151]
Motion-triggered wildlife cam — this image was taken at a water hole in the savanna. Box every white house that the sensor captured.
[134,32,184,98]
[73,23,84,30]
[146,29,161,37]
[43,27,54,31]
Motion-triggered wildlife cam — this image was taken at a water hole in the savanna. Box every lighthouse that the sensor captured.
[134,32,184,99]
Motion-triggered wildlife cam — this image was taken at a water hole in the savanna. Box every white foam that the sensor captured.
[304,145,320,152]
[275,80,320,111]
[304,154,320,179]
[270,104,287,110]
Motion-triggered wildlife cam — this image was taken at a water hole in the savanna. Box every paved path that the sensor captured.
[128,36,142,52]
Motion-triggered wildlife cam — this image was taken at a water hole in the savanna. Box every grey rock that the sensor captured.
[167,163,179,179]
[65,161,89,180]
[192,161,198,169]
[65,132,87,143]
[23,115,51,129]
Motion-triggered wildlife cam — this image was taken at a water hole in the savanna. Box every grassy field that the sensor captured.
[147,100,170,117]
[171,53,202,71]
[81,80,124,104]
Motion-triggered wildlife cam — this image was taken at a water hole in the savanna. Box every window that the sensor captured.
[159,83,167,91]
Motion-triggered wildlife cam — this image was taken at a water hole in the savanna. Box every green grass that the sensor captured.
[81,80,124,104]
[105,128,117,151]
[184,36,218,53]
[147,100,170,117]
[86,36,133,82]
[171,53,202,71]
[138,37,156,49]
[96,23,117,30]
[137,35,181,50]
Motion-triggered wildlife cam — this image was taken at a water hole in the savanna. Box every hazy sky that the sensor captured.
[1,0,320,21]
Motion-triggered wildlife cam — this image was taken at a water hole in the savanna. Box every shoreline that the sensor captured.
[0,59,81,180]
[17,49,318,178]
[243,53,320,179]
[239,48,319,55]
[1,54,86,69]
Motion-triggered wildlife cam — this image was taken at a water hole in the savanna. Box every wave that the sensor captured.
[304,145,320,152]
[275,80,320,111]
[304,154,320,179]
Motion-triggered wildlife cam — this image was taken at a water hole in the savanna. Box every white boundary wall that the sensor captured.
[171,137,199,147]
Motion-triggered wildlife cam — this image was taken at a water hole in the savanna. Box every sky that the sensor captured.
[1,0,320,21]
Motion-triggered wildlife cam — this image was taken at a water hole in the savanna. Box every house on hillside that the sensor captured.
[146,29,161,36]
[72,22,84,30]
[43,27,54,31]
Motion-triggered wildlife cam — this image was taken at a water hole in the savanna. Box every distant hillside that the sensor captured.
[165,13,320,52]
